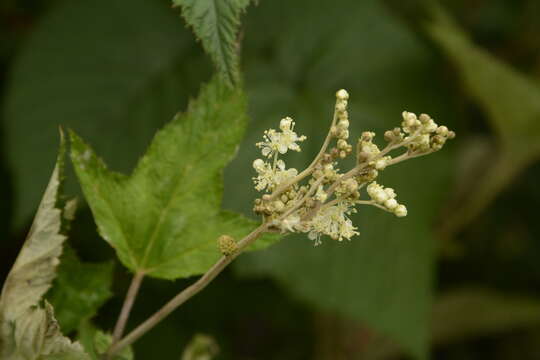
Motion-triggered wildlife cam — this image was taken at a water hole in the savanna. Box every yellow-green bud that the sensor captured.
[218,235,238,256]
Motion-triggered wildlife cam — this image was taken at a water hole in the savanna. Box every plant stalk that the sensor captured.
[110,271,145,349]
[106,223,269,357]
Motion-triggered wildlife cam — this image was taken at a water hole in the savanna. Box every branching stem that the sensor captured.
[106,223,270,357]
[266,101,339,201]
[108,271,145,359]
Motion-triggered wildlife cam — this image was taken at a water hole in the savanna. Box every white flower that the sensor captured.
[307,202,359,243]
[273,160,298,185]
[253,159,297,192]
[280,117,293,131]
[252,158,265,170]
[314,185,328,202]
[280,214,301,232]
[256,119,306,157]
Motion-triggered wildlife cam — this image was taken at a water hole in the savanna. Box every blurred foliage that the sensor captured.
[426,4,540,240]
[181,334,219,360]
[1,0,540,359]
[78,322,133,360]
[0,137,89,359]
[47,247,114,334]
[4,0,211,228]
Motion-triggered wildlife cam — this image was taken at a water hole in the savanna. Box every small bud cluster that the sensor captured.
[367,182,407,217]
[217,235,238,256]
[331,90,353,159]
[400,111,455,153]
[251,90,455,246]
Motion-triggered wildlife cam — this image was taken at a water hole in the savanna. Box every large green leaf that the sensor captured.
[229,0,456,358]
[426,6,540,234]
[4,0,211,229]
[71,78,275,280]
[173,0,251,86]
[47,247,114,334]
[0,136,89,359]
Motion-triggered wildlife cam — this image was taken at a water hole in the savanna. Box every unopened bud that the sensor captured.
[336,89,349,100]
[218,235,238,256]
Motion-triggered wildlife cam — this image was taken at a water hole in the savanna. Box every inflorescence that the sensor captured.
[252,90,455,245]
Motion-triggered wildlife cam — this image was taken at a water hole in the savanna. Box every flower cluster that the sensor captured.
[256,117,306,157]
[252,90,455,245]
[366,182,407,217]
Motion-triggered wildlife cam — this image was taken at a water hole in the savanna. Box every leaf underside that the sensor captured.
[0,135,89,359]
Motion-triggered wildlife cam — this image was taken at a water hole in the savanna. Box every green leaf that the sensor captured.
[78,322,133,360]
[426,5,540,233]
[0,135,89,359]
[173,0,251,86]
[47,247,114,334]
[70,78,276,280]
[4,0,211,229]
[229,1,456,359]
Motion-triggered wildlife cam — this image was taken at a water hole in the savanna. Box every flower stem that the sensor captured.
[108,271,145,358]
[266,100,340,201]
[106,223,270,358]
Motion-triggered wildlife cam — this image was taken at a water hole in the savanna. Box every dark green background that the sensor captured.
[2,0,540,359]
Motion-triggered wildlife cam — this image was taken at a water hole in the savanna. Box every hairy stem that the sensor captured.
[111,271,145,346]
[106,223,270,357]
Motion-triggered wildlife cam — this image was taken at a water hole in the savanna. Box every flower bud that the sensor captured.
[336,89,349,100]
[384,198,398,210]
[280,117,293,131]
[394,204,407,217]
[218,235,238,256]
[253,159,265,170]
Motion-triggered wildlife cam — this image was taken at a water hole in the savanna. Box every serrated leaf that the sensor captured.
[0,136,89,359]
[426,6,540,232]
[174,0,251,86]
[71,78,277,280]
[78,322,133,360]
[47,247,114,334]
[4,0,210,229]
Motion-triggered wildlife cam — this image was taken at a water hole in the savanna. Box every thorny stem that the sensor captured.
[109,271,145,356]
[106,223,271,357]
